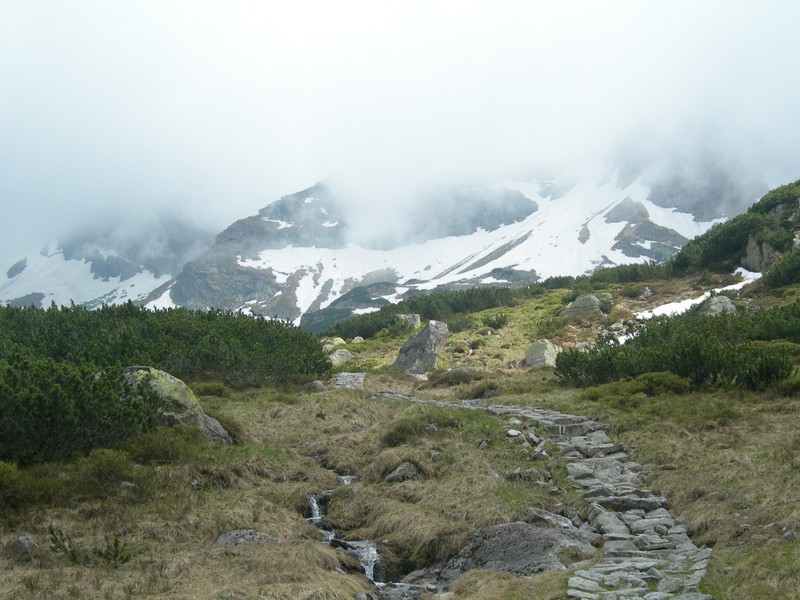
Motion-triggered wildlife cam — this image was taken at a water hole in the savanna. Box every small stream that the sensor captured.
[306,475,384,586]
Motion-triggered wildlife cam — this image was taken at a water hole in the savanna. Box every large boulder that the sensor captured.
[123,366,233,444]
[697,295,737,316]
[392,320,449,374]
[561,294,613,318]
[401,521,596,593]
[524,339,561,368]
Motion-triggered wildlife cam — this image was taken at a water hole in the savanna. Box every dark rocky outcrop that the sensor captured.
[605,197,650,224]
[612,220,689,262]
[392,321,449,374]
[741,234,784,272]
[398,521,596,593]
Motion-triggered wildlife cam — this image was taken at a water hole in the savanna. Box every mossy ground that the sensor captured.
[2,271,799,599]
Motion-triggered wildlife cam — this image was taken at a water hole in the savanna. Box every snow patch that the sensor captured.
[636,268,762,320]
[145,283,178,310]
[263,218,294,229]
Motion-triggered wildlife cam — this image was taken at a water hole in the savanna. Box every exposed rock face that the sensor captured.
[741,234,783,272]
[454,521,596,575]
[400,520,596,592]
[612,220,689,262]
[697,295,737,316]
[524,339,561,368]
[561,294,613,318]
[605,197,650,224]
[392,321,449,374]
[123,366,232,444]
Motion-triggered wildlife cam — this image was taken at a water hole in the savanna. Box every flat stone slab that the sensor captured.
[333,372,366,389]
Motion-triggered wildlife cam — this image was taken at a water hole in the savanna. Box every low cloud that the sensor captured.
[1,1,798,267]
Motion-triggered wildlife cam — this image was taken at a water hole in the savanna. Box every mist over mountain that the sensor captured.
[0,213,214,309]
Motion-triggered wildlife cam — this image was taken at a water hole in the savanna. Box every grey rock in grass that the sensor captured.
[392,320,449,374]
[524,339,561,368]
[214,529,276,547]
[328,348,353,367]
[8,536,38,561]
[384,461,425,484]
[561,294,613,318]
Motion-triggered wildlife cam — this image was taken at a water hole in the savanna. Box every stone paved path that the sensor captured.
[376,388,712,600]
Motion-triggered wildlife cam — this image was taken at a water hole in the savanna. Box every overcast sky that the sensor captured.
[1,1,799,268]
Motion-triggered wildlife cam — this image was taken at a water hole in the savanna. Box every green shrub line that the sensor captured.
[0,302,331,387]
[555,303,800,389]
[0,302,332,466]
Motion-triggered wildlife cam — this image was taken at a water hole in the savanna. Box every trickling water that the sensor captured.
[308,495,323,523]
[346,541,380,583]
[306,475,385,584]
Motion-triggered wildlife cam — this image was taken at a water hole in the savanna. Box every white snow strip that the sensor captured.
[321,221,339,228]
[145,283,178,310]
[263,218,294,229]
[352,307,381,315]
[636,268,762,320]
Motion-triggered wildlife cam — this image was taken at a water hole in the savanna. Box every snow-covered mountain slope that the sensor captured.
[0,214,214,310]
[1,243,171,309]
[146,174,725,329]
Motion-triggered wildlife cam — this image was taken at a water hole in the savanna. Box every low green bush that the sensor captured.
[76,448,136,497]
[556,308,795,390]
[765,248,800,288]
[0,353,163,465]
[118,426,203,465]
[482,313,509,330]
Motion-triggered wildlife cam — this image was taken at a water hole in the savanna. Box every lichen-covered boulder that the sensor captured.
[392,320,449,374]
[328,348,353,367]
[524,339,561,368]
[123,366,232,444]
